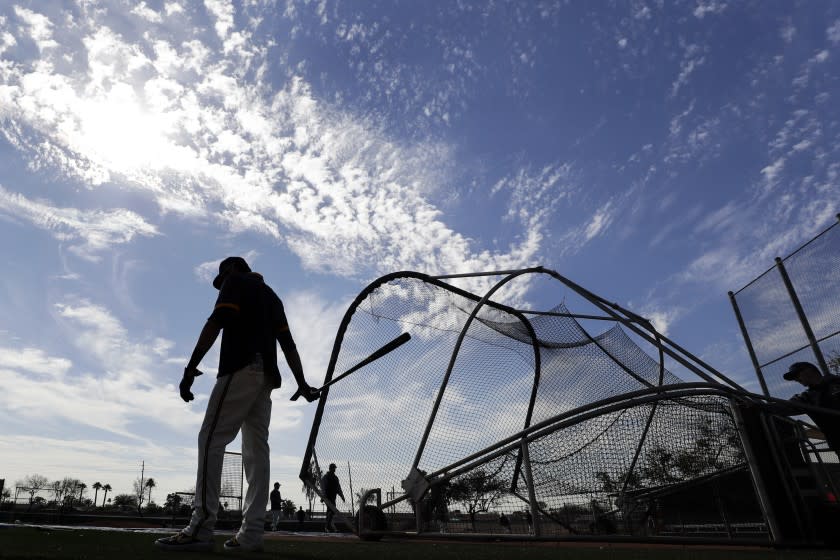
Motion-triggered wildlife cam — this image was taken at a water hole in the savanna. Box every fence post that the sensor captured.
[728,291,770,396]
[520,439,541,537]
[775,257,830,376]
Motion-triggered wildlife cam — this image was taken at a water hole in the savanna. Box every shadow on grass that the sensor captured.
[0,527,838,560]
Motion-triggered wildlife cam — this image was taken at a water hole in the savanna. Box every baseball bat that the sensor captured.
[291,332,411,401]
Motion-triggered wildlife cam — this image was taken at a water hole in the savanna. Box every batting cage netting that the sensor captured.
[177,451,244,512]
[300,268,840,545]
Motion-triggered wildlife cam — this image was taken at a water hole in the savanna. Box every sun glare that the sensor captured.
[78,84,174,172]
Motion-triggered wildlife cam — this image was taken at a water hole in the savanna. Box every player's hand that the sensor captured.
[291,384,320,402]
[300,384,320,403]
[180,367,203,402]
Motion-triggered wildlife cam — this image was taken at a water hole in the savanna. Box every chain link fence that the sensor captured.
[730,215,840,400]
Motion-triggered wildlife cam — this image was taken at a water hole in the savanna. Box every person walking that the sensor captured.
[320,463,345,532]
[270,482,283,531]
[155,256,319,552]
[296,506,306,531]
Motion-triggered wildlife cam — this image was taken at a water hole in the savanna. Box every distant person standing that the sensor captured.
[296,506,306,530]
[524,510,533,534]
[270,482,283,531]
[499,512,511,533]
[320,463,345,532]
[155,256,320,552]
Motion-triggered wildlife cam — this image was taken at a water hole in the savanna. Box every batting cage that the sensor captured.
[178,451,244,512]
[300,268,840,546]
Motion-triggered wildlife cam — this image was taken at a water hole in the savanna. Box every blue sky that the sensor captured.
[0,0,838,507]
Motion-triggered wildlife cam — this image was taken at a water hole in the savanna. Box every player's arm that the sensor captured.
[186,319,222,372]
[276,322,318,402]
[179,319,221,402]
[273,296,319,402]
[180,278,239,403]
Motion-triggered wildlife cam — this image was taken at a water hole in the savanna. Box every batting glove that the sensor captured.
[300,384,320,403]
[179,367,203,402]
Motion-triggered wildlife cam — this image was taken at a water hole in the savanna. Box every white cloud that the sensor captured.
[760,158,785,189]
[0,346,72,378]
[491,163,576,227]
[204,0,235,40]
[780,21,796,44]
[13,6,58,51]
[639,307,681,336]
[0,9,544,280]
[165,3,185,17]
[671,44,705,98]
[0,185,159,260]
[131,2,162,23]
[829,20,840,44]
[693,1,727,19]
[584,200,615,241]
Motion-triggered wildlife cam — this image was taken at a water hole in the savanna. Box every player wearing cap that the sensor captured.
[782,361,840,454]
[320,463,345,532]
[156,256,319,552]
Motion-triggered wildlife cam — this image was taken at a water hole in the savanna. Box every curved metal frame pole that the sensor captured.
[410,267,542,473]
[300,270,542,482]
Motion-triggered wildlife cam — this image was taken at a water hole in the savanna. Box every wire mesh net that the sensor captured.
[303,272,762,538]
[784,223,840,344]
[733,266,810,369]
[13,487,54,505]
[732,220,840,397]
[178,451,243,511]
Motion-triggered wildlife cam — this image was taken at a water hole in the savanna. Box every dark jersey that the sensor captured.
[790,375,840,448]
[270,489,283,510]
[320,472,343,501]
[208,271,292,388]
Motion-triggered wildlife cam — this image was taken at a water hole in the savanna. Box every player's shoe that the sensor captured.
[154,532,213,551]
[223,536,263,552]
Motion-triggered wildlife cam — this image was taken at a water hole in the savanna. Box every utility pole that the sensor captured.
[139,461,145,515]
[347,462,355,517]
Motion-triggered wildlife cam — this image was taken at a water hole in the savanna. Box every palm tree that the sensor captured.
[145,478,156,505]
[102,484,112,506]
[92,482,102,507]
[77,482,87,503]
[302,461,321,517]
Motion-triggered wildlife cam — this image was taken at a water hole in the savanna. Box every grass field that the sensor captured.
[1,527,839,560]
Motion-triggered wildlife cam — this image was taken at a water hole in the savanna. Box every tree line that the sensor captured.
[6,473,158,511]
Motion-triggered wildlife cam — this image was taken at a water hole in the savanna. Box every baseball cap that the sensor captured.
[213,256,251,289]
[783,361,819,381]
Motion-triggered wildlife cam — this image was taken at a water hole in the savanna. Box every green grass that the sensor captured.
[0,527,838,560]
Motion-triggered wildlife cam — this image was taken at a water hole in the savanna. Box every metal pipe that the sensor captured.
[729,400,780,544]
[759,412,809,542]
[729,291,770,396]
[431,269,532,279]
[520,439,541,537]
[516,309,622,321]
